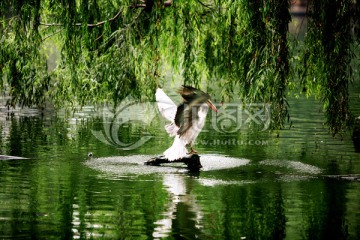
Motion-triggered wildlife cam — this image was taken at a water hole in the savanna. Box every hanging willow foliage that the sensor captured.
[298,0,355,135]
[0,0,50,107]
[0,0,358,133]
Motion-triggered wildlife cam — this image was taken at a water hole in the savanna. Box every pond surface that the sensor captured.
[0,95,359,239]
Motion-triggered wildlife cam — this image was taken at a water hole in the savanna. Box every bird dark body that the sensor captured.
[175,86,213,136]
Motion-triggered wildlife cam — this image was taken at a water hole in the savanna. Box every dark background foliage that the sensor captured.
[0,0,359,134]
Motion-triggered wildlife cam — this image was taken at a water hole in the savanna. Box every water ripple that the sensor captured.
[259,159,322,175]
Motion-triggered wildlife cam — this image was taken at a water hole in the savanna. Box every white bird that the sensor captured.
[156,86,218,160]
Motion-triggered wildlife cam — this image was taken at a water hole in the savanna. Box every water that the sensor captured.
[0,94,359,239]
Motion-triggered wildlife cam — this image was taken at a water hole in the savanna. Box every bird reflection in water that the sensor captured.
[152,173,203,239]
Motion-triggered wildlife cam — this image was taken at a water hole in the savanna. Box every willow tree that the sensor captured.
[0,0,358,133]
[297,0,356,135]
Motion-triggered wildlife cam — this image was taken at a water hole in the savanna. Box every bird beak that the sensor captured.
[207,100,218,113]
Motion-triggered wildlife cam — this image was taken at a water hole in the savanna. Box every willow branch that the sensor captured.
[87,8,122,27]
[3,15,20,22]
[42,28,63,41]
[196,0,213,9]
[40,8,122,27]
[130,0,172,9]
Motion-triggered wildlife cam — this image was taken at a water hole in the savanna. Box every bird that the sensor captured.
[156,86,218,161]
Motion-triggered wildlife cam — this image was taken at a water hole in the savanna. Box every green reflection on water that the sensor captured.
[0,94,359,239]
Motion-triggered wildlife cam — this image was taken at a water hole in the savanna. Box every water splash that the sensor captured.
[84,154,250,177]
[259,160,322,175]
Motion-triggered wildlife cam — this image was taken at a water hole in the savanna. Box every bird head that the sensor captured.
[178,85,218,112]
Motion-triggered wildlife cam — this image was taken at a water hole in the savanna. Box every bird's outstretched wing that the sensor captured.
[155,88,177,123]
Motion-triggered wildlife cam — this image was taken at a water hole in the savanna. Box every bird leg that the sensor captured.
[187,144,198,154]
[190,147,198,154]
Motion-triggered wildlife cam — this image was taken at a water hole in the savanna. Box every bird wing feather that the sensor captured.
[156,88,177,123]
